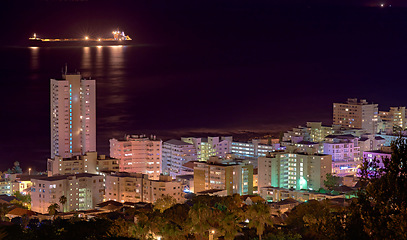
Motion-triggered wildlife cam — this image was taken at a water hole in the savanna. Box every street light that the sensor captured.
[209,229,215,240]
[28,168,31,175]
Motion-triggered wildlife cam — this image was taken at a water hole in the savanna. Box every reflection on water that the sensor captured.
[95,46,103,70]
[29,47,39,70]
[80,46,125,81]
[81,47,91,70]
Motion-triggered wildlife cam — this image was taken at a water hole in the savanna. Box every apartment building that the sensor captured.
[50,71,96,159]
[110,135,162,180]
[105,173,184,203]
[258,151,332,191]
[333,98,378,134]
[194,156,253,196]
[181,136,232,161]
[231,139,284,162]
[323,134,360,162]
[378,107,407,134]
[162,139,197,177]
[47,152,119,176]
[31,173,104,214]
[362,147,392,169]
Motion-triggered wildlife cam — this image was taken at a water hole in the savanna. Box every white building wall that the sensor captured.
[50,73,96,159]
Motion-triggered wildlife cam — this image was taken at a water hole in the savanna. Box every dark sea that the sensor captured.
[2,0,407,171]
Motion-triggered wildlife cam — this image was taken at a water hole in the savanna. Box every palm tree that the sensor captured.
[47,203,60,220]
[245,202,273,240]
[59,195,67,213]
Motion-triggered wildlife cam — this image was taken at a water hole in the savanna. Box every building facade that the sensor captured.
[110,135,162,180]
[231,139,284,162]
[378,107,407,134]
[31,173,104,214]
[47,152,119,176]
[181,136,232,162]
[258,151,332,191]
[50,72,96,159]
[362,147,392,170]
[162,139,197,177]
[333,98,378,134]
[323,135,360,162]
[105,173,184,203]
[193,156,253,196]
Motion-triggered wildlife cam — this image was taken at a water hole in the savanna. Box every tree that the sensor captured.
[154,195,177,213]
[188,202,215,240]
[245,202,273,240]
[323,173,340,191]
[12,192,31,209]
[0,203,9,221]
[59,195,67,213]
[47,203,59,220]
[353,137,407,239]
[286,200,346,240]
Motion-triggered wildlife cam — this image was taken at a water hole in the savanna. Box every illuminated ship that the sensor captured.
[29,30,132,47]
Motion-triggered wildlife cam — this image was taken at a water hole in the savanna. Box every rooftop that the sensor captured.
[197,189,225,194]
[325,134,357,139]
[165,139,193,146]
[296,141,318,145]
[32,173,100,182]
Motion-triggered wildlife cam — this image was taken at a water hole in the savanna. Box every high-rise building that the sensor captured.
[50,71,96,158]
[109,134,162,180]
[333,98,378,134]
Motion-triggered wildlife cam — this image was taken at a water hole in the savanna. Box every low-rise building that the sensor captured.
[259,186,345,203]
[105,173,184,204]
[194,156,253,196]
[47,152,119,176]
[362,147,392,169]
[31,173,104,214]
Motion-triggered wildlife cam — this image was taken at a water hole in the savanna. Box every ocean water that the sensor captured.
[2,1,407,171]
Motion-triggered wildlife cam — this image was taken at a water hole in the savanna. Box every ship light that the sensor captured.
[98,38,101,41]
[85,36,89,40]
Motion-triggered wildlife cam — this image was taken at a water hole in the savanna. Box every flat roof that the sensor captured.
[32,173,100,182]
[165,139,193,146]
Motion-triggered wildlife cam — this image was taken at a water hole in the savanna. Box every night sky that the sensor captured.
[2,0,407,172]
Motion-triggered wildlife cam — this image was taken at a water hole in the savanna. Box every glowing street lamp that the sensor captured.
[28,168,31,175]
[209,229,215,240]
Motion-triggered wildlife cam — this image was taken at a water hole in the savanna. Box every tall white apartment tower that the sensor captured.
[50,71,96,159]
[333,98,378,134]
